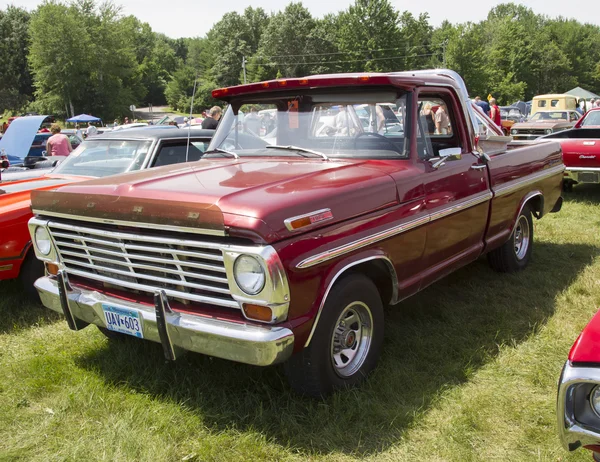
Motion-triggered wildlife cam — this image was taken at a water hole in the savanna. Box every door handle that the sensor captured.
[470,164,486,170]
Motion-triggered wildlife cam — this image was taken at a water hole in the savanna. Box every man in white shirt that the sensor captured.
[86,122,98,138]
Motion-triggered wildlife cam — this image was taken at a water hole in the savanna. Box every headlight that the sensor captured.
[590,385,600,417]
[545,128,553,134]
[233,255,265,295]
[34,226,52,255]
[511,129,517,135]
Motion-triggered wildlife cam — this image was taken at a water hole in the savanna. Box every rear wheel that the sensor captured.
[488,205,534,272]
[19,250,44,303]
[284,274,384,397]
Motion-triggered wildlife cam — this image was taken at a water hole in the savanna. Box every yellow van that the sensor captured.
[532,94,578,115]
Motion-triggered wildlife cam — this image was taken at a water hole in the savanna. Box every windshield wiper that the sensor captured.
[266,145,329,161]
[203,148,239,159]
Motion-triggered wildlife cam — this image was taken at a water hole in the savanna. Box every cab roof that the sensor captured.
[212,70,466,102]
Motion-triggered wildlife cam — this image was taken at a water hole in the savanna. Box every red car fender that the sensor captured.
[569,309,600,363]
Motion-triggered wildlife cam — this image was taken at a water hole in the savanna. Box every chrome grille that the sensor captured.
[48,220,238,308]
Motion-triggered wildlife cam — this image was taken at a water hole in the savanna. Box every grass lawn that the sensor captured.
[1,186,600,461]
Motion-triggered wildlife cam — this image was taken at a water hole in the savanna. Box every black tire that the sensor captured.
[19,250,44,303]
[562,180,574,192]
[488,204,534,273]
[284,274,384,397]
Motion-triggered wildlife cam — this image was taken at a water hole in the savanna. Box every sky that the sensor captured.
[7,0,600,38]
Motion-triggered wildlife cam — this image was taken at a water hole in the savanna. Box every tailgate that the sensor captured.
[562,140,600,168]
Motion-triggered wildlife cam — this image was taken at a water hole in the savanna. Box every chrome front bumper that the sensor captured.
[557,361,600,452]
[35,274,295,366]
[564,167,600,184]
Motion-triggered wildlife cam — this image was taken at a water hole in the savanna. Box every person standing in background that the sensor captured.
[46,124,73,157]
[201,106,222,129]
[86,122,98,138]
[489,98,502,127]
[474,96,491,117]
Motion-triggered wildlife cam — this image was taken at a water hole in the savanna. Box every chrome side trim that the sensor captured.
[493,164,565,197]
[557,361,600,451]
[284,208,333,232]
[428,192,492,222]
[297,192,491,270]
[304,256,397,347]
[31,210,226,237]
[297,214,430,269]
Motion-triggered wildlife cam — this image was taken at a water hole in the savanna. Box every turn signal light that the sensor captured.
[261,82,270,88]
[242,303,273,322]
[45,262,59,276]
[288,216,312,230]
[278,80,288,87]
[299,79,309,85]
[358,76,371,82]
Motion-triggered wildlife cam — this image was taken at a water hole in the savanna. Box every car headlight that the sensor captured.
[545,128,553,134]
[590,385,600,417]
[233,255,265,295]
[34,226,52,255]
[511,129,517,135]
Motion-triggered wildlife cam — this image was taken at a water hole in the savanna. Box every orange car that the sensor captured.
[0,127,213,298]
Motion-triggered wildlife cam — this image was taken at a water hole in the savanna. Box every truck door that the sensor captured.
[416,89,491,289]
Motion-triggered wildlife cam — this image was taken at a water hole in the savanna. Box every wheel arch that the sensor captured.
[304,253,397,348]
[511,191,543,235]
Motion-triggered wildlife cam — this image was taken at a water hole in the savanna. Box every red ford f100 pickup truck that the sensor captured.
[27,70,564,396]
[544,108,600,191]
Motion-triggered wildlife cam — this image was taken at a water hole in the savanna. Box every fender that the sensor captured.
[303,250,398,347]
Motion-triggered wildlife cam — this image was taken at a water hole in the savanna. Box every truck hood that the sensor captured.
[30,158,400,243]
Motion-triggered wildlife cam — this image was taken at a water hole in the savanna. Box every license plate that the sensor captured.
[102,304,143,338]
[579,172,599,183]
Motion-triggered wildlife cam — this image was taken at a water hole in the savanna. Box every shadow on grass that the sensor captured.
[0,279,60,334]
[74,240,598,456]
[564,183,600,204]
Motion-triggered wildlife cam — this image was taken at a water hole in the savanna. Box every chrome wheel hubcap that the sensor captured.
[330,302,373,377]
[514,215,530,260]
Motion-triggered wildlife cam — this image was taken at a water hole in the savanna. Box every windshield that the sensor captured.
[53,139,152,177]
[530,111,568,121]
[582,111,600,127]
[208,91,408,159]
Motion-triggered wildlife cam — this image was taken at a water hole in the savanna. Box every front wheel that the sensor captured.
[284,274,384,397]
[488,205,534,272]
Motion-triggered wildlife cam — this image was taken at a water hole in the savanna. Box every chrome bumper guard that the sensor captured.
[557,361,600,451]
[36,273,295,366]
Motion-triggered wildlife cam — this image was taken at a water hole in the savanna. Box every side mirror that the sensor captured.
[41,150,47,156]
[430,147,462,169]
[438,147,462,160]
[1,160,8,169]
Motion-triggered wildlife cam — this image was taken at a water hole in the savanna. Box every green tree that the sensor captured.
[334,0,404,72]
[252,3,323,79]
[205,7,269,87]
[0,6,33,113]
